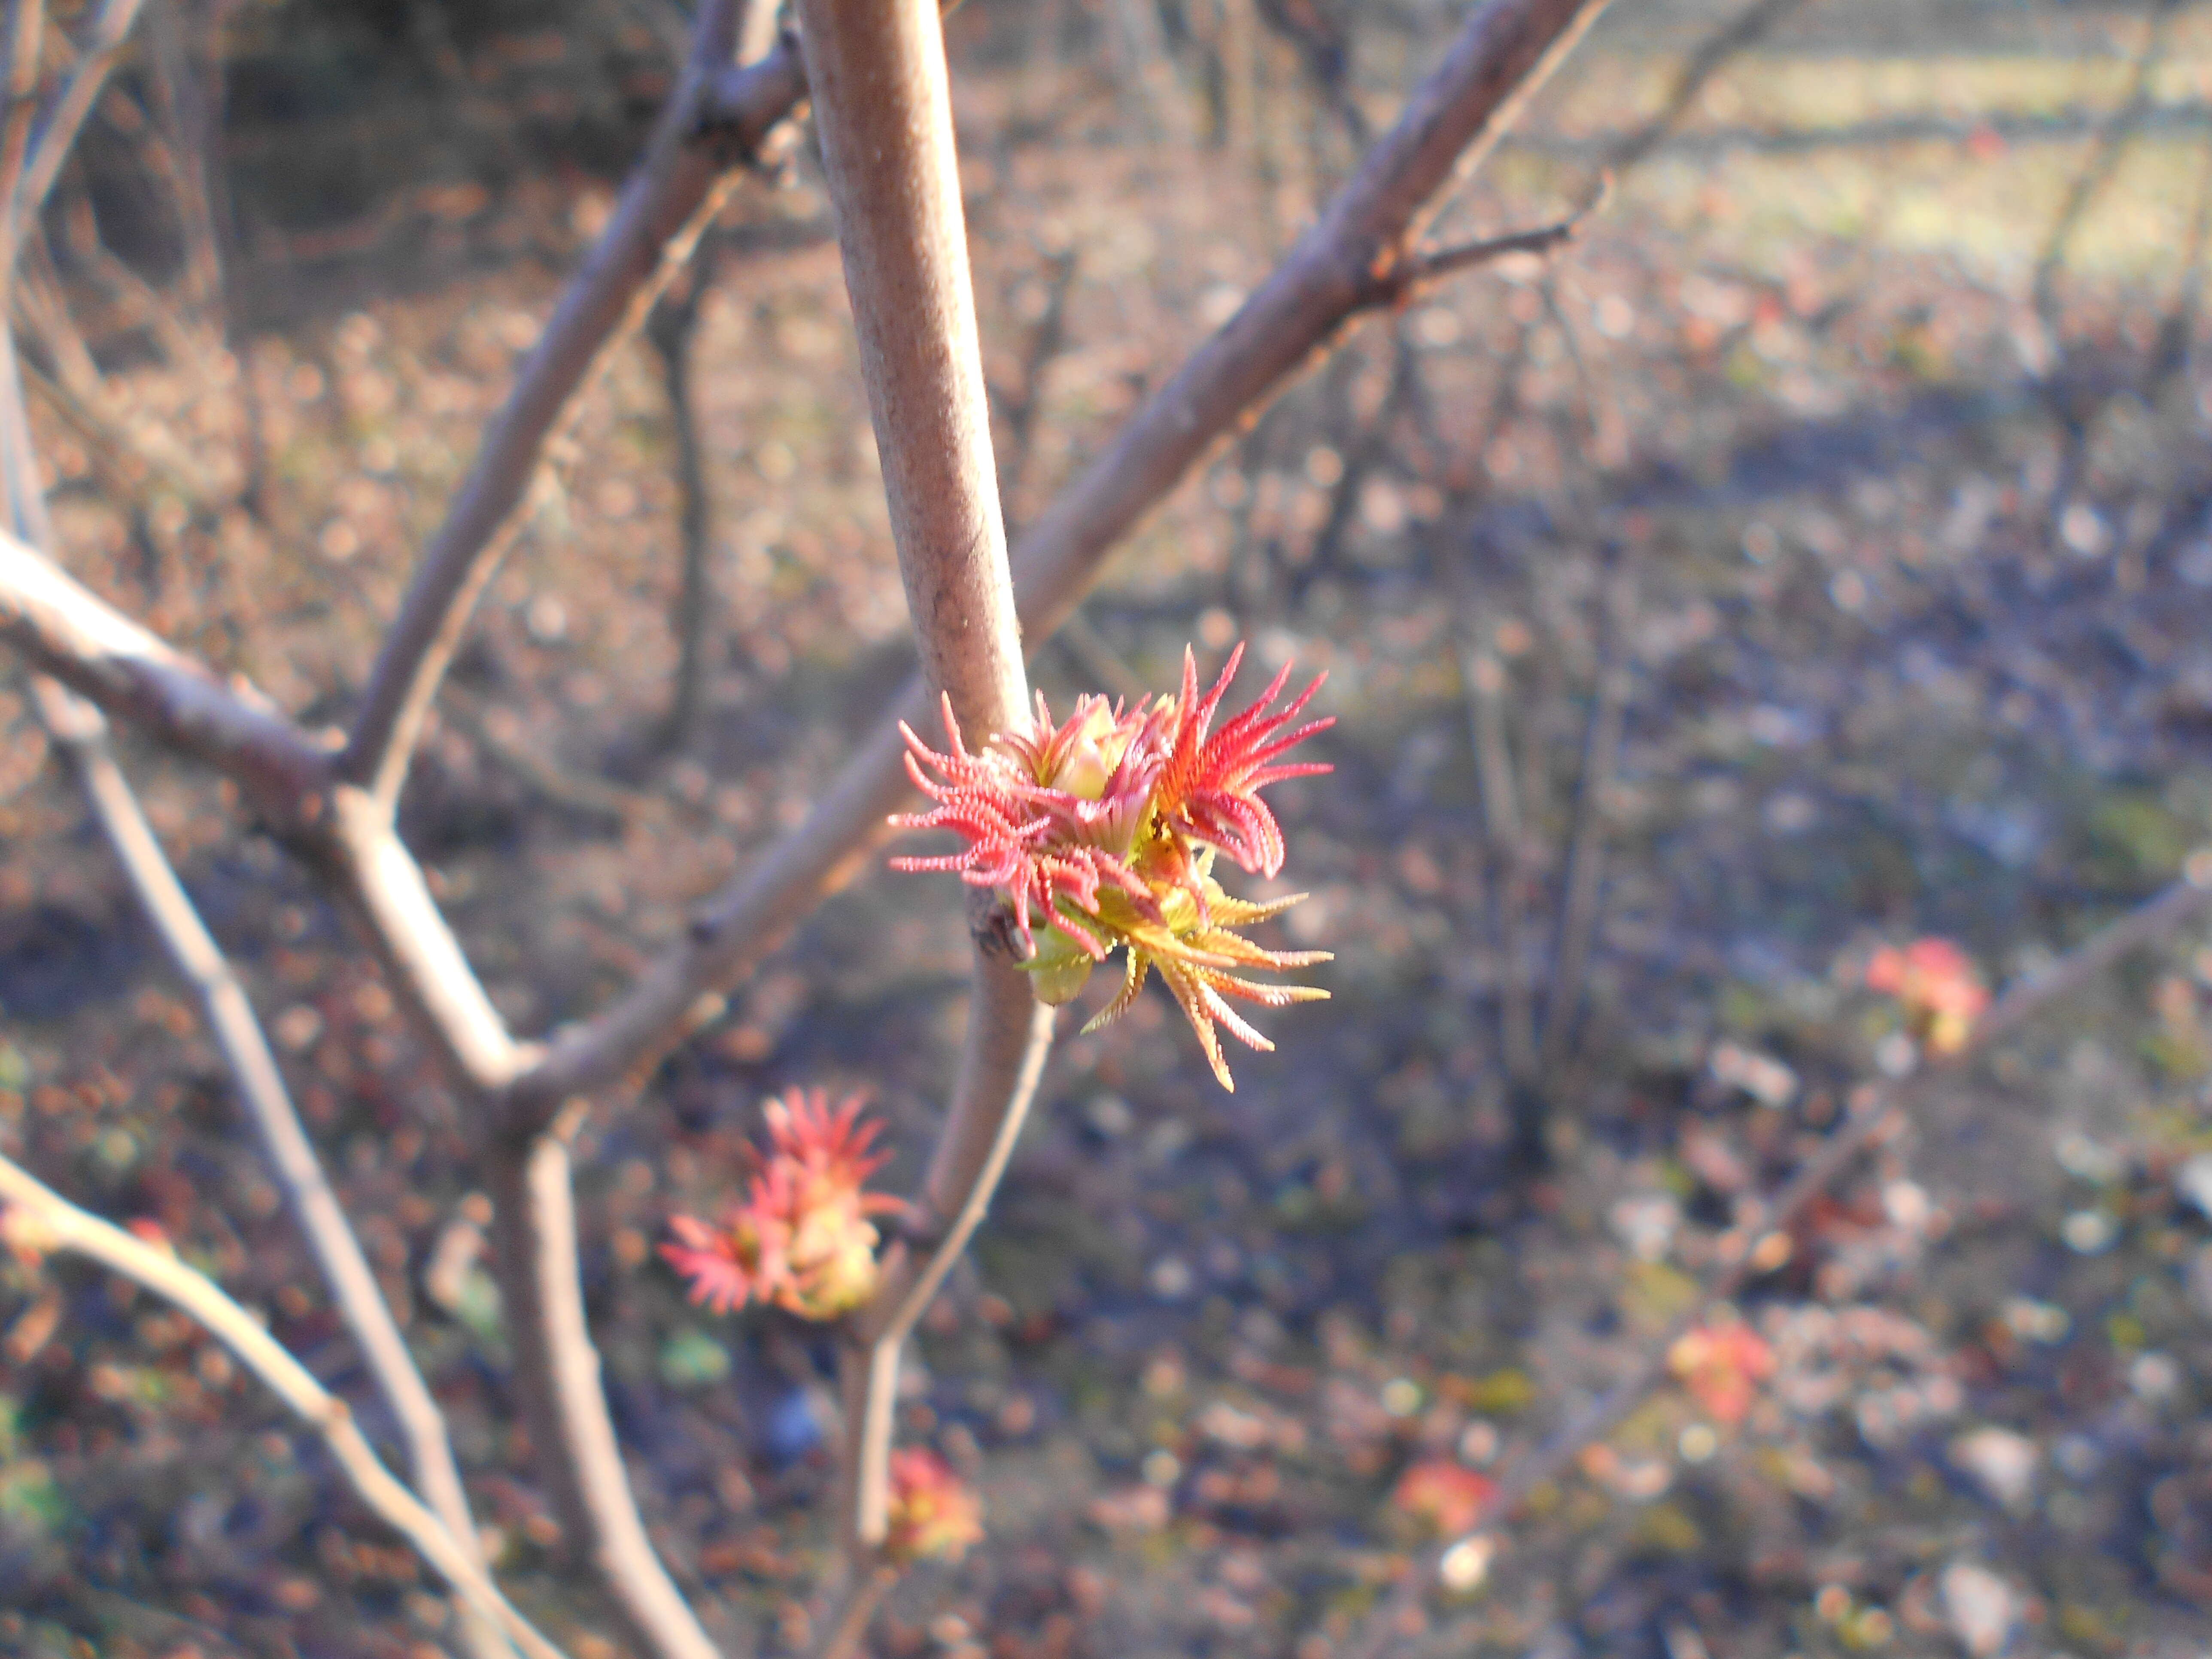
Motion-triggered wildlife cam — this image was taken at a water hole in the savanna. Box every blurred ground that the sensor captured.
[5,2,2212,1656]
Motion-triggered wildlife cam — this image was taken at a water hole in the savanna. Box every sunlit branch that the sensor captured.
[0,1155,566,1659]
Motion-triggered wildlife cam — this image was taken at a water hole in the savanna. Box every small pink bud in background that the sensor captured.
[660,1089,900,1322]
[1668,1319,1775,1425]
[1392,1458,1496,1537]
[885,1448,984,1563]
[1867,938,1989,1055]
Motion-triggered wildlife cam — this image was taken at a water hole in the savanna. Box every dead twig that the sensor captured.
[2148,128,2212,393]
[1311,323,1413,571]
[646,259,718,752]
[813,1564,899,1659]
[143,0,223,320]
[443,685,677,829]
[57,186,216,378]
[996,245,1080,515]
[1051,607,1150,707]
[650,0,788,754]
[13,320,221,506]
[1253,0,1370,150]
[2031,0,2180,539]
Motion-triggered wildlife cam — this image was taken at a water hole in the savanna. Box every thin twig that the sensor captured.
[13,0,143,228]
[143,0,221,321]
[0,0,45,317]
[0,1155,564,1659]
[793,0,1055,1618]
[1253,0,1369,149]
[0,170,501,1647]
[1312,322,1415,572]
[647,262,717,751]
[2032,0,2181,339]
[444,683,675,827]
[2030,0,2182,544]
[813,1564,899,1659]
[343,0,751,812]
[1604,0,1810,173]
[490,1130,719,1659]
[56,187,216,377]
[1538,552,1634,1076]
[33,679,510,1659]
[14,323,220,505]
[1052,607,1150,706]
[2148,128,2212,393]
[649,0,788,754]
[997,245,1080,514]
[0,527,333,820]
[507,0,1620,1130]
[1382,171,1611,299]
[1345,858,2212,1659]
[1462,644,1537,1085]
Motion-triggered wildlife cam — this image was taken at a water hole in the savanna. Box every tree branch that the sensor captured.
[1602,0,1809,174]
[0,528,334,824]
[0,164,503,1644]
[797,0,1025,734]
[1380,171,1611,299]
[0,0,44,316]
[2031,0,2180,339]
[0,1154,566,1659]
[1343,857,2212,1659]
[489,1129,719,1659]
[0,12,720,1651]
[318,784,528,1096]
[790,0,1054,1611]
[33,680,510,1659]
[342,0,751,813]
[507,0,1617,1129]
[0,336,698,1658]
[0,512,707,1659]
[843,960,1054,1554]
[695,22,807,146]
[0,483,534,1112]
[12,0,143,230]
